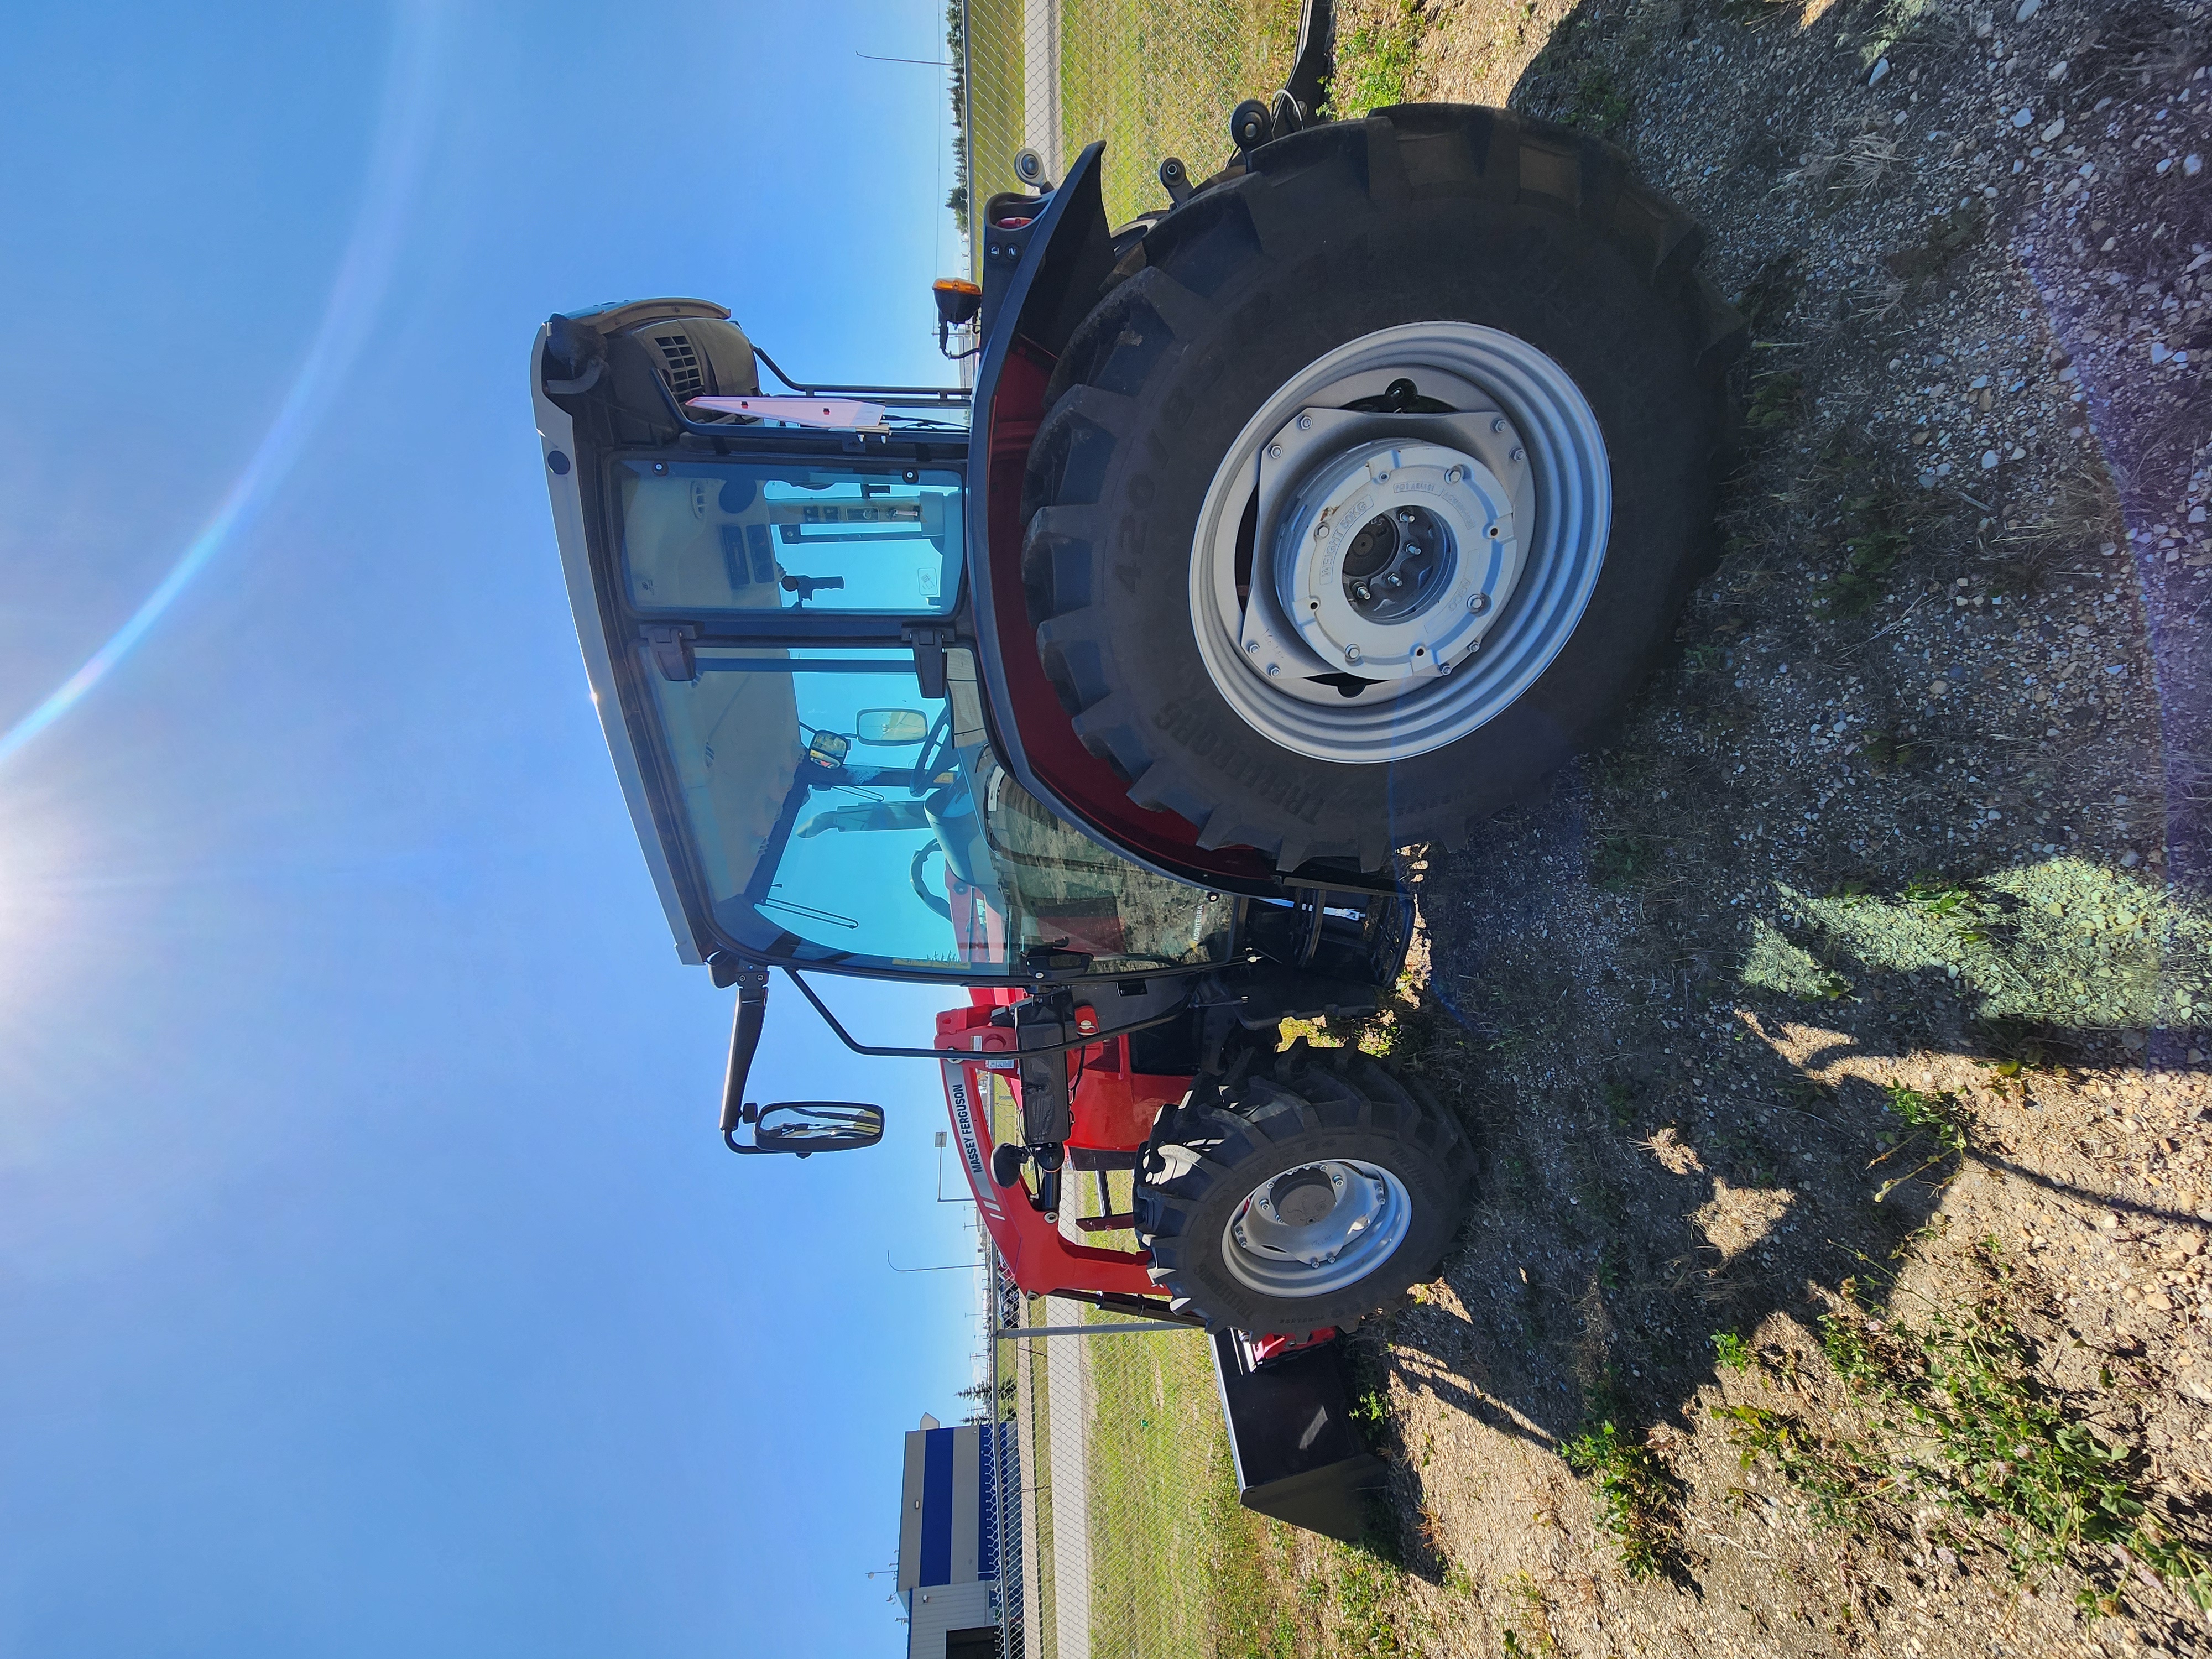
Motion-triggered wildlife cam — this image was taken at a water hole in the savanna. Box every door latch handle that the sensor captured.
[901,622,956,700]
[641,623,698,682]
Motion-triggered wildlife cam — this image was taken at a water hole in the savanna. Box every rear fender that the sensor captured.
[966,148,1284,896]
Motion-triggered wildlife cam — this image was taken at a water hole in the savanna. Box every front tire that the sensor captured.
[1133,1045,1474,1332]
[1021,105,1744,872]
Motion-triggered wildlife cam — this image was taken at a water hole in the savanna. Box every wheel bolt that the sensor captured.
[1468,593,1488,613]
[1344,644,1363,666]
[1350,582,1371,602]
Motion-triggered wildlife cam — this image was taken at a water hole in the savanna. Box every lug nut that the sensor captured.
[1296,414,1312,431]
[1491,416,1507,434]
[1267,442,1283,460]
[1246,639,1260,652]
[1446,466,1464,483]
[1468,593,1489,613]
[1344,645,1363,666]
[1510,446,1526,462]
[1265,662,1280,676]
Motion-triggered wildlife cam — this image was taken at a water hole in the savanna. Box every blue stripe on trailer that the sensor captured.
[948,1426,980,1583]
[919,1428,954,1587]
[977,1423,998,1582]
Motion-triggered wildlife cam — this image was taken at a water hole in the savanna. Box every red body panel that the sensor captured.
[936,993,1337,1352]
[935,990,1178,1298]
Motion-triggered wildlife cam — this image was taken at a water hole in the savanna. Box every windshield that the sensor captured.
[641,645,1235,975]
[617,458,961,614]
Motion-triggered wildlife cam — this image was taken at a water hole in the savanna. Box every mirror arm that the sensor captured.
[781,967,1193,1059]
[718,967,773,1154]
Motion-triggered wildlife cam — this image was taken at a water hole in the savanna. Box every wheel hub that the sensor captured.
[1269,431,1520,682]
[1190,322,1613,765]
[1223,1157,1413,1297]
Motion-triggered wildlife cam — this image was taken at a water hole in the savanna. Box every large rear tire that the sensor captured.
[1020,105,1744,871]
[1133,1045,1474,1333]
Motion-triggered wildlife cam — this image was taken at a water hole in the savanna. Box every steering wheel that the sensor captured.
[909,844,953,919]
[907,708,956,798]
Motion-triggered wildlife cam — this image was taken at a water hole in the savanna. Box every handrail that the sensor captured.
[753,344,972,404]
[650,372,968,440]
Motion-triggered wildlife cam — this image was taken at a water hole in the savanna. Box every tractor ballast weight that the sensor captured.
[529,0,1739,1339]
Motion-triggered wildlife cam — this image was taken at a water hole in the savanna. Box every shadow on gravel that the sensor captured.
[1331,779,2205,1562]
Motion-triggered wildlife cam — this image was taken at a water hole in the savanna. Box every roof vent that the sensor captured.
[655,332,705,398]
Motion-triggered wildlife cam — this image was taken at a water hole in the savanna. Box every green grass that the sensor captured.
[1562,69,1631,138]
[1722,1253,2212,1611]
[1326,0,1424,117]
[1560,1421,1684,1580]
[1074,1307,1336,1657]
[959,0,1028,253]
[1083,1317,1225,1655]
[1741,859,2212,1031]
[959,0,1297,231]
[1058,0,1300,224]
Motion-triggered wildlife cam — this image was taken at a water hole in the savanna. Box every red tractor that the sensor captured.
[530,1,1739,1338]
[932,987,1471,1340]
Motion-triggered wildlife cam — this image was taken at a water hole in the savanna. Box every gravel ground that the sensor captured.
[1275,1,2212,1654]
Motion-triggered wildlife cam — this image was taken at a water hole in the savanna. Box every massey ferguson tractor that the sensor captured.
[529,4,1741,1357]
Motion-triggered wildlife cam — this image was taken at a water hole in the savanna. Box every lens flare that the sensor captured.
[0,0,440,772]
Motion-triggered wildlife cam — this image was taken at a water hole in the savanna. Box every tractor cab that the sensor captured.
[530,297,1241,988]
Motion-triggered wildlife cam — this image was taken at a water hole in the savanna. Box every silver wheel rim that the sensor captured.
[1190,321,1612,764]
[1219,1157,1413,1298]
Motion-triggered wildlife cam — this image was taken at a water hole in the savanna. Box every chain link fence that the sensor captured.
[984,1251,1239,1659]
[952,0,1303,260]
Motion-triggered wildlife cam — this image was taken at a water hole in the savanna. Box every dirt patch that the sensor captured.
[1265,0,2212,1653]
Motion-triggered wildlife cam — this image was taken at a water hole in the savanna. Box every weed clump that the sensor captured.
[1564,70,1632,137]
[1886,201,1991,282]
[1326,1,1422,117]
[1725,1254,2212,1611]
[1561,1421,1684,1580]
[1744,369,1804,434]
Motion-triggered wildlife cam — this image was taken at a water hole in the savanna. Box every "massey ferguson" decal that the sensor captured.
[942,1061,1000,1219]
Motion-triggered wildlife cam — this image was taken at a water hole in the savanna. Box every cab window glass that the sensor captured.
[639,647,1234,976]
[618,459,961,615]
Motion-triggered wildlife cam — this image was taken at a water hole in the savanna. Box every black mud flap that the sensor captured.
[1211,1330,1385,1542]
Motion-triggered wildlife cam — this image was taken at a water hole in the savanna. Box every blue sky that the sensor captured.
[0,4,979,1652]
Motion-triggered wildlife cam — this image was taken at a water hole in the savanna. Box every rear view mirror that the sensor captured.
[855,708,930,745]
[750,1100,885,1157]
